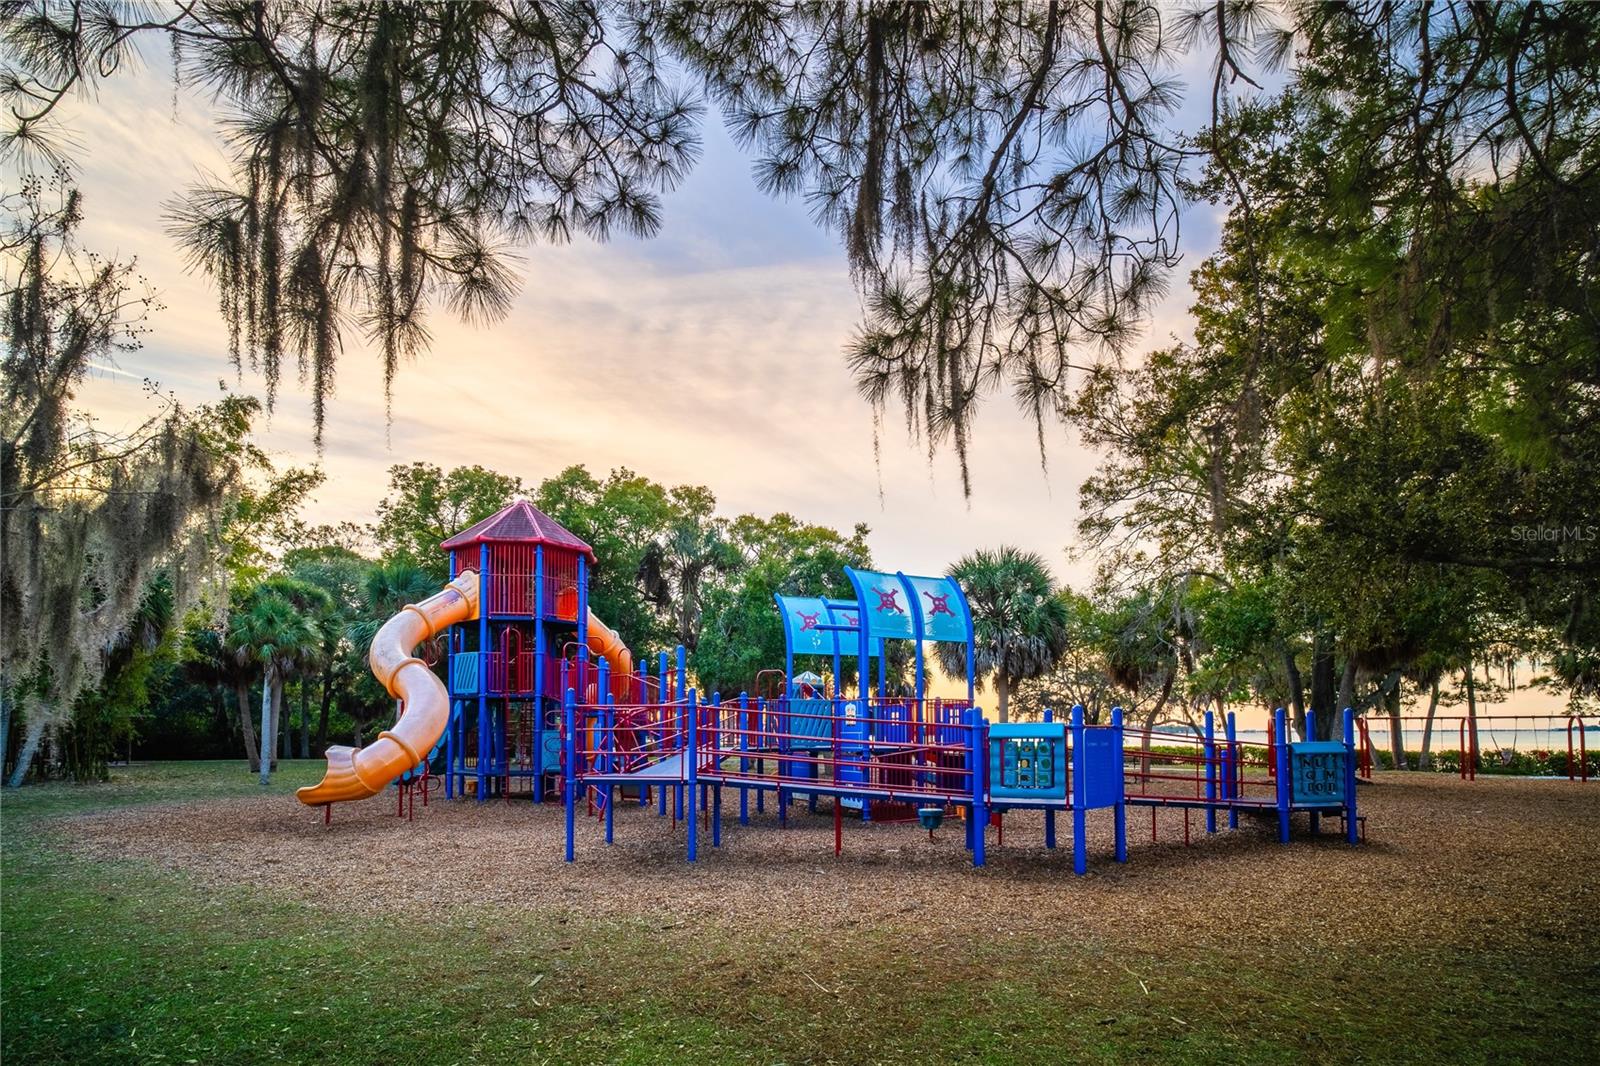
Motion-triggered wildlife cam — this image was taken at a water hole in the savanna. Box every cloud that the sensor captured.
[39,55,1229,593]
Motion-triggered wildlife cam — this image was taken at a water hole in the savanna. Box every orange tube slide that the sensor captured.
[586,609,633,680]
[296,570,480,807]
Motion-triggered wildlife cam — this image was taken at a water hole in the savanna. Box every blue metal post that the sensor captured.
[1204,709,1217,835]
[1306,709,1319,835]
[1343,707,1359,845]
[1043,707,1057,850]
[1225,711,1239,830]
[1274,706,1291,843]
[446,551,457,800]
[675,645,687,822]
[945,577,978,705]
[532,544,545,801]
[477,542,489,802]
[968,707,986,868]
[895,573,925,702]
[705,691,719,813]
[1111,706,1128,862]
[1071,704,1088,875]
[756,697,767,815]
[563,687,576,862]
[739,692,751,825]
[658,651,669,817]
[686,689,699,862]
[711,691,723,845]
[600,658,613,845]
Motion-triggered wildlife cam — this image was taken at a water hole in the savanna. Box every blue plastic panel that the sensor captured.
[1289,741,1348,806]
[775,595,881,658]
[988,723,1067,802]
[1077,726,1122,809]
[904,574,971,644]
[450,651,481,695]
[847,568,917,641]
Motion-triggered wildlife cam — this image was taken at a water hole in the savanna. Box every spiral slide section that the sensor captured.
[296,571,481,807]
[586,610,633,680]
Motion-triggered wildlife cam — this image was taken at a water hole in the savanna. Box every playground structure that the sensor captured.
[298,500,645,811]
[300,503,1366,874]
[559,563,1363,873]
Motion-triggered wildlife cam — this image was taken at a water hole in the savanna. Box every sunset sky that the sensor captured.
[47,51,1227,590]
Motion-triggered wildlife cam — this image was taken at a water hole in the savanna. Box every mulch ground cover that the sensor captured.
[56,773,1599,957]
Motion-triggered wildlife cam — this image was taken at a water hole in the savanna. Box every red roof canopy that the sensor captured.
[439,500,594,560]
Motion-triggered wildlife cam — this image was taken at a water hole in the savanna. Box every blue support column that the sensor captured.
[1204,709,1217,835]
[968,708,987,868]
[675,646,686,823]
[1043,707,1057,850]
[739,692,750,825]
[1225,711,1239,830]
[446,552,458,800]
[600,658,613,844]
[533,544,545,802]
[658,651,670,817]
[756,698,767,814]
[705,691,719,814]
[1343,707,1359,845]
[563,687,576,862]
[1306,709,1319,835]
[894,572,926,701]
[1274,706,1291,843]
[1071,705,1088,875]
[1112,706,1128,863]
[477,542,489,802]
[686,689,699,863]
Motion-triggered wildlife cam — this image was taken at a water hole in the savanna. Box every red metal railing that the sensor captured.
[1353,713,1594,781]
[1569,716,1590,782]
[566,699,978,806]
[1121,725,1277,806]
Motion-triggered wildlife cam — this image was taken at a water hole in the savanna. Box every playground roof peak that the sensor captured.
[439,499,595,559]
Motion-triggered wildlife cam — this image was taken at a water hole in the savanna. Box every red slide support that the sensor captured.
[1569,716,1590,783]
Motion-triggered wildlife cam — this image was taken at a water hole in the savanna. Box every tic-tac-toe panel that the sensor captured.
[988,723,1068,802]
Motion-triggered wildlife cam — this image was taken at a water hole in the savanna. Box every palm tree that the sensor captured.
[184,623,262,772]
[227,577,331,785]
[936,547,1069,723]
[344,561,439,747]
[638,516,742,651]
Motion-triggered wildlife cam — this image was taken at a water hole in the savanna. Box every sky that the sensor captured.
[33,46,1225,591]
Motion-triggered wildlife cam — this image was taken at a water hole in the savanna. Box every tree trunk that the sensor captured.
[1138,710,1156,779]
[1386,682,1408,770]
[996,672,1010,724]
[258,664,276,786]
[1281,644,1305,726]
[1309,630,1337,740]
[1334,659,1357,741]
[315,668,334,753]
[236,681,260,772]
[269,673,282,770]
[0,684,12,782]
[5,713,47,788]
[1464,661,1480,769]
[298,680,310,758]
[1418,678,1441,769]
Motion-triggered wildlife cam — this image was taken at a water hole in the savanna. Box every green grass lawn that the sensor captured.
[2,762,1596,1065]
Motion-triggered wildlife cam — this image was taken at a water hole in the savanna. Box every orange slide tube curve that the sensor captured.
[586,609,633,681]
[296,570,480,807]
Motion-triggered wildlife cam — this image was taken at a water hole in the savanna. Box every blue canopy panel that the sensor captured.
[845,568,973,644]
[775,594,881,658]
[902,574,971,643]
[846,569,917,641]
